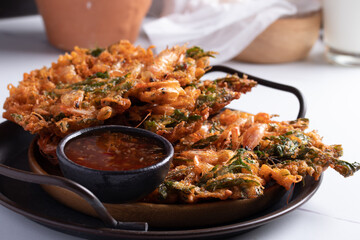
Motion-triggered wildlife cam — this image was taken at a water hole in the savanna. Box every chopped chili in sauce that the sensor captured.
[64,131,165,171]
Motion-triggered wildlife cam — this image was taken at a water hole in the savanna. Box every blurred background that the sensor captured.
[0,0,322,65]
[0,0,38,18]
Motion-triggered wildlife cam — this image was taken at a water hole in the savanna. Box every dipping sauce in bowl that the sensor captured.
[57,125,173,203]
[64,132,166,171]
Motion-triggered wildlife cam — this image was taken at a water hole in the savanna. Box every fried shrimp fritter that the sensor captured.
[147,110,359,203]
[3,41,255,158]
[5,42,358,204]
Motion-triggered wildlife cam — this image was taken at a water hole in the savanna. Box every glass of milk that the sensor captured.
[323,0,360,66]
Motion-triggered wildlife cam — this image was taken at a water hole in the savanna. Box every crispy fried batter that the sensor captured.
[3,42,358,204]
[4,41,255,158]
[147,110,358,203]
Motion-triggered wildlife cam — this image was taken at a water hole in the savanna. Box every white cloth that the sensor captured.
[144,0,321,64]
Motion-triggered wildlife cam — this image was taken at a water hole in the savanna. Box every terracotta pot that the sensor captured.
[36,0,152,51]
[234,11,321,64]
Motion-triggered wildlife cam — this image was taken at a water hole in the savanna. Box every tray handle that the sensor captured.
[207,65,307,118]
[0,163,148,231]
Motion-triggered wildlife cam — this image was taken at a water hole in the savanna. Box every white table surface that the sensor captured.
[0,16,359,240]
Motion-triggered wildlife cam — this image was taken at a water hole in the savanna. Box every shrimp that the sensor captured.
[193,155,214,180]
[179,149,233,165]
[100,96,131,114]
[240,123,267,150]
[97,106,113,121]
[147,45,187,78]
[133,80,185,104]
[170,86,201,110]
[49,104,96,118]
[231,126,241,150]
[60,90,84,108]
[150,105,175,116]
[177,123,211,146]
[213,128,231,149]
[212,126,241,150]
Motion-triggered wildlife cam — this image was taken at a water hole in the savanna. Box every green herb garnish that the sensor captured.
[89,47,105,57]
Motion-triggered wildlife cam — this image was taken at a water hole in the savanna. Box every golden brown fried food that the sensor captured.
[4,41,153,135]
[4,42,358,204]
[146,110,359,203]
[3,41,255,159]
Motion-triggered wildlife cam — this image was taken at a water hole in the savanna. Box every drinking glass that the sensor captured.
[323,0,360,66]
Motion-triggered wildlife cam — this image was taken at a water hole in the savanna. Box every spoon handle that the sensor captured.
[0,163,148,231]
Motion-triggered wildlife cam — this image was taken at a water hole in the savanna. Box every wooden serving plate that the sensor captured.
[28,138,287,228]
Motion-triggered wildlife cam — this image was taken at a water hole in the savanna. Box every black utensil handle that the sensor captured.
[207,65,307,119]
[0,163,148,231]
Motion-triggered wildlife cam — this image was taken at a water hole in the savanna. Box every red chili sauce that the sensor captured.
[64,131,166,171]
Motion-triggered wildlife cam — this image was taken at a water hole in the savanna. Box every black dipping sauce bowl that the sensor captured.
[56,125,174,203]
